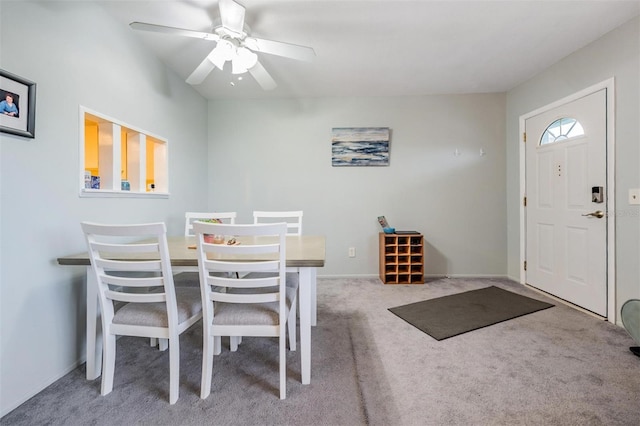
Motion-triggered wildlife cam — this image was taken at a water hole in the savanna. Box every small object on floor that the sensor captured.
[621,299,640,358]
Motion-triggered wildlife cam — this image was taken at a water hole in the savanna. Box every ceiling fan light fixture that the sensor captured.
[208,39,235,69]
[208,53,227,70]
[231,47,258,74]
[231,59,247,74]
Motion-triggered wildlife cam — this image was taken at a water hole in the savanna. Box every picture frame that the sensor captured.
[331,127,390,166]
[0,69,36,138]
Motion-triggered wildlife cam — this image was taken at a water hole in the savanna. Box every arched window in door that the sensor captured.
[540,117,584,145]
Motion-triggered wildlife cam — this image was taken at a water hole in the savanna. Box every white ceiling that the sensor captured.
[100,0,640,100]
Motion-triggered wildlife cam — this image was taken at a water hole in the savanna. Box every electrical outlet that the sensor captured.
[629,188,640,205]
[348,247,356,258]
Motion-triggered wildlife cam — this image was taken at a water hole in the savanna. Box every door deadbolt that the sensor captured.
[592,186,604,203]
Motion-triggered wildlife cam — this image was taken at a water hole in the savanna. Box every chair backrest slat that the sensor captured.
[207,273,279,289]
[201,243,279,255]
[95,259,163,272]
[90,241,160,254]
[106,290,166,304]
[213,291,279,304]
[101,274,164,288]
[185,212,236,236]
[202,259,278,273]
[253,210,303,235]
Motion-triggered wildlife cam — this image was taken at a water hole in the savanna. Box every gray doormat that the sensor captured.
[388,286,554,340]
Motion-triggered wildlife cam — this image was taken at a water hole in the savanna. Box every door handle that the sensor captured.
[582,210,605,218]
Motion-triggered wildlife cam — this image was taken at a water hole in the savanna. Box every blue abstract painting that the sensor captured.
[331,127,390,166]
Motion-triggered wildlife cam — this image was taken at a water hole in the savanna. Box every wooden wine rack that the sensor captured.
[379,233,424,284]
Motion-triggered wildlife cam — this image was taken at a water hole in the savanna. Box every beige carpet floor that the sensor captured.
[2,277,639,425]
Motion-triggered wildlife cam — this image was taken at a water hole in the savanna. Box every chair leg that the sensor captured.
[288,302,297,351]
[279,330,286,400]
[230,336,240,352]
[201,333,214,399]
[169,336,180,404]
[159,338,168,351]
[101,334,116,396]
[150,338,157,347]
[214,336,222,355]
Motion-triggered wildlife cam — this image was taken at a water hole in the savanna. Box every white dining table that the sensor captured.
[57,234,325,385]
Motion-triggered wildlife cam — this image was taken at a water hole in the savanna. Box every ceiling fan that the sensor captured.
[130,0,315,90]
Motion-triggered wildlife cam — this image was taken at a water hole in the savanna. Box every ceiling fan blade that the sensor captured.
[219,0,245,35]
[186,55,216,85]
[248,61,277,91]
[130,22,219,42]
[244,37,315,62]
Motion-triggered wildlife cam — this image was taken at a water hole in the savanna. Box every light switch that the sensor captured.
[629,188,640,205]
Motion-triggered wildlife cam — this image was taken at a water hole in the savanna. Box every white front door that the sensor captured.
[525,89,607,316]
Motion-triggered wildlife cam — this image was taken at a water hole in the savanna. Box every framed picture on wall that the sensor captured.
[0,69,36,138]
[331,127,390,166]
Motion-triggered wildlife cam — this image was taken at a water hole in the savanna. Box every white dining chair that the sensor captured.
[185,211,237,236]
[181,211,250,351]
[176,211,241,348]
[81,222,202,404]
[253,210,303,235]
[175,211,238,286]
[253,210,317,327]
[194,222,297,399]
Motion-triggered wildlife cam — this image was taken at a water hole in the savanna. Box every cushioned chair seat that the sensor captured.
[113,287,202,327]
[217,281,297,326]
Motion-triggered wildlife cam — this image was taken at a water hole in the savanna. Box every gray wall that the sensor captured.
[505,17,640,312]
[0,2,209,415]
[207,95,507,277]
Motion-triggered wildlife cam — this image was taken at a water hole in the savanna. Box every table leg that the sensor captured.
[86,267,102,380]
[299,267,312,384]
